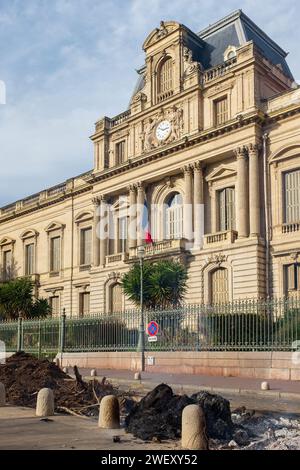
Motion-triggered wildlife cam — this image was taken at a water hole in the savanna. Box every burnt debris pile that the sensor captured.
[125,383,233,441]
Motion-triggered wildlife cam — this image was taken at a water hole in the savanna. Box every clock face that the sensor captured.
[155,120,172,141]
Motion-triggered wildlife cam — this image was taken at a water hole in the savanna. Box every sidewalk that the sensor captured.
[77,367,300,413]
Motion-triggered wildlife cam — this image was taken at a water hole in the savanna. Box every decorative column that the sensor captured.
[249,143,261,237]
[136,182,145,246]
[92,197,101,267]
[235,146,249,238]
[183,165,193,241]
[128,184,137,250]
[193,162,204,249]
[99,196,108,267]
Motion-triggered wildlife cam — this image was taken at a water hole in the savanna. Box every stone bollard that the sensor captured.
[54,358,60,367]
[0,382,6,407]
[181,404,208,450]
[134,372,141,381]
[91,369,97,377]
[98,395,120,429]
[63,367,68,374]
[36,388,55,417]
[261,381,270,391]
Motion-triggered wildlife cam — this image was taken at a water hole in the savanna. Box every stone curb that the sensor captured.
[83,375,300,402]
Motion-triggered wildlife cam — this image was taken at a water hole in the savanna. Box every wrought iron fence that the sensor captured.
[0,297,299,355]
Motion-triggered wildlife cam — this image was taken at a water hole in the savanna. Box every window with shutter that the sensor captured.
[25,243,34,275]
[79,292,90,316]
[285,263,300,295]
[118,216,128,253]
[80,228,92,266]
[211,268,229,304]
[50,296,60,317]
[214,97,228,126]
[159,58,173,94]
[50,236,61,272]
[165,193,183,239]
[115,141,125,165]
[110,284,123,313]
[218,187,235,231]
[284,169,300,223]
[3,250,12,280]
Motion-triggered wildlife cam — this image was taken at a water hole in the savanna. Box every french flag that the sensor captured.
[142,197,153,244]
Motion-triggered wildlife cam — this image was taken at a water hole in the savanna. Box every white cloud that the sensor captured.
[0,0,299,206]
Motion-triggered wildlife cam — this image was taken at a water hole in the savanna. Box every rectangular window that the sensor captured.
[286,263,300,295]
[284,169,300,223]
[79,292,90,316]
[118,216,128,253]
[50,237,61,273]
[25,243,34,275]
[3,250,12,280]
[50,296,60,317]
[115,141,125,165]
[80,228,92,266]
[219,187,235,231]
[214,97,228,126]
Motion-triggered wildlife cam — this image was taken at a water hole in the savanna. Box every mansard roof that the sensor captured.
[131,9,294,98]
[198,10,293,79]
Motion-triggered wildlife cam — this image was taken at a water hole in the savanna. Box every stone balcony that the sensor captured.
[106,253,129,265]
[204,230,238,247]
[281,222,300,234]
[128,239,187,261]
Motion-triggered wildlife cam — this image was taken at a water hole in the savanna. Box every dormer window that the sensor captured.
[158,57,173,101]
[224,45,237,62]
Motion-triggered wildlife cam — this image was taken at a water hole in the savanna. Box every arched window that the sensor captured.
[211,268,228,304]
[159,58,173,94]
[110,283,123,313]
[165,193,183,239]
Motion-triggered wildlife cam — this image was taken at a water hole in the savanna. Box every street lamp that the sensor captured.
[137,245,145,372]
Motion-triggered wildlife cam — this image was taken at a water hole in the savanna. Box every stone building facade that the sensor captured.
[1,10,300,316]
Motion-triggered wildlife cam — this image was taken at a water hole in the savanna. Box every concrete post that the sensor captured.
[98,395,120,429]
[0,382,6,407]
[36,388,55,417]
[92,197,101,267]
[181,404,208,450]
[249,143,261,236]
[236,146,249,238]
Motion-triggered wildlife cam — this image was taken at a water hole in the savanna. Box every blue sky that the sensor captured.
[0,0,299,206]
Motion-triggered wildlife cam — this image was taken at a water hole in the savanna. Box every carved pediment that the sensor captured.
[206,165,236,182]
[143,21,180,50]
[0,236,15,247]
[45,221,65,233]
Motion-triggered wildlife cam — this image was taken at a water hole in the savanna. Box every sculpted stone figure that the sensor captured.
[168,105,184,140]
[143,117,156,151]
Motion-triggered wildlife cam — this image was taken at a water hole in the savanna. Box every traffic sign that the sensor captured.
[147,321,159,336]
[148,336,158,342]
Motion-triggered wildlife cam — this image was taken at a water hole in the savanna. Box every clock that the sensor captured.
[155,120,172,141]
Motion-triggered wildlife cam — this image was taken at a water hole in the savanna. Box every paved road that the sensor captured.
[0,406,179,450]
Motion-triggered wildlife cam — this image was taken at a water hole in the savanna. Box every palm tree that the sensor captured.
[122,259,188,310]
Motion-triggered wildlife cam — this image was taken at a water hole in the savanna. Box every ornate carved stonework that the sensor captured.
[183,47,202,78]
[156,21,169,39]
[141,104,184,152]
[206,253,228,266]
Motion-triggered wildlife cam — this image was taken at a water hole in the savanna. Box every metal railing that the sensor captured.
[0,297,299,355]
